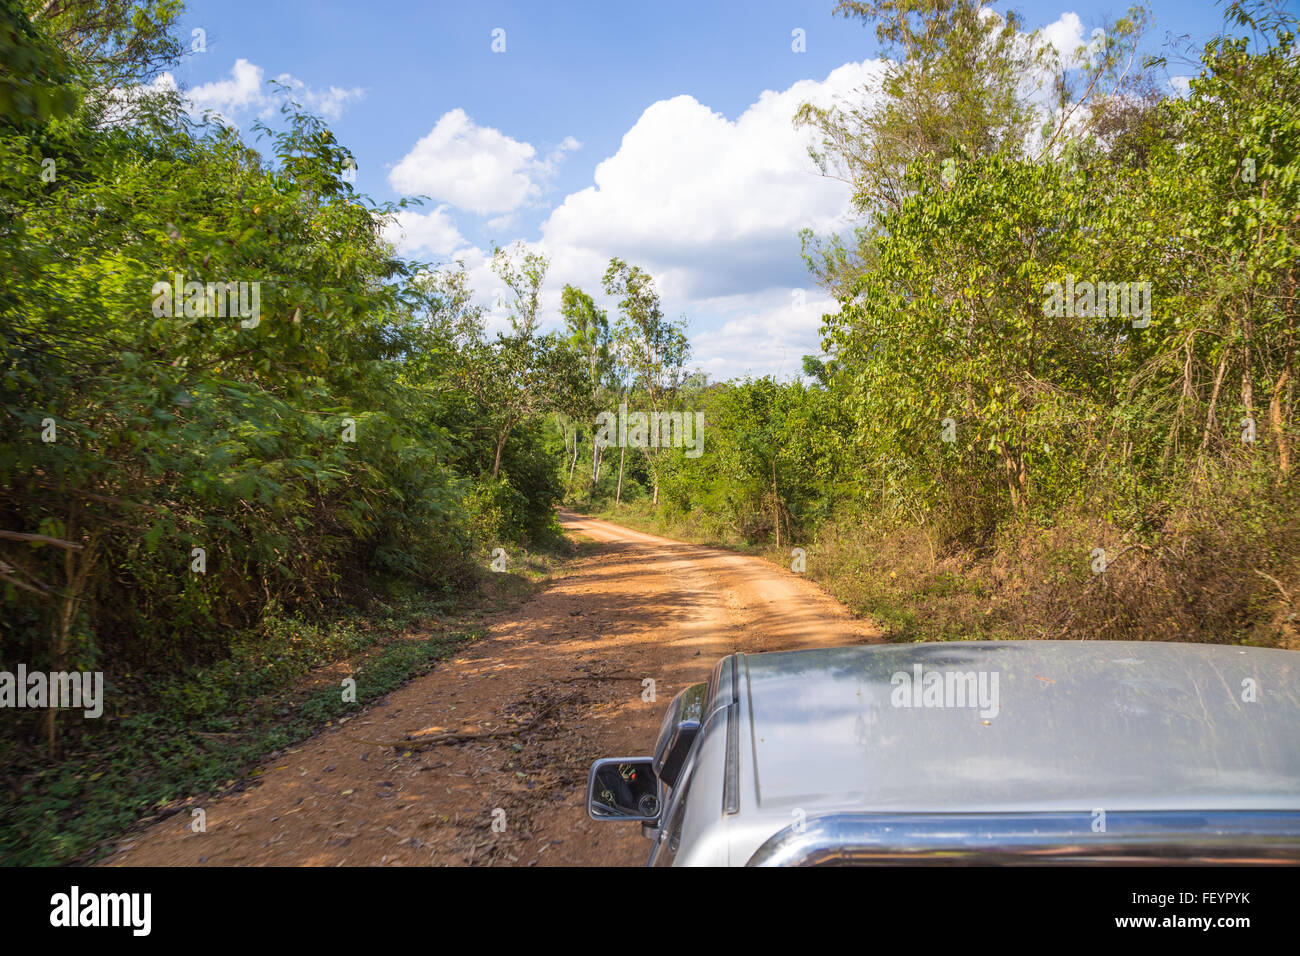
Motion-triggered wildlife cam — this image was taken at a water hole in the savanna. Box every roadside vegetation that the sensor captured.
[0,0,579,862]
[567,0,1300,650]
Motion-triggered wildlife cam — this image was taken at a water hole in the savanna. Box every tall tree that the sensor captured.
[602,257,690,504]
[560,284,611,491]
[795,0,1147,295]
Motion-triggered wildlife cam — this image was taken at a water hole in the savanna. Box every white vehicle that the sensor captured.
[588,642,1300,866]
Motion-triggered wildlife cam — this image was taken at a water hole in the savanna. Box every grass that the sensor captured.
[0,544,570,866]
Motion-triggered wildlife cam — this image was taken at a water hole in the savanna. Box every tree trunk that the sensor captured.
[1197,346,1232,469]
[566,426,580,492]
[1242,310,1256,458]
[1270,370,1291,474]
[998,442,1024,511]
[492,429,509,479]
[1162,331,1197,470]
[45,522,97,753]
[615,443,626,505]
[1275,280,1295,475]
[641,448,658,506]
[771,459,781,549]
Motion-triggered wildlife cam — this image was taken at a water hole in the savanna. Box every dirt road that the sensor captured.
[101,510,878,867]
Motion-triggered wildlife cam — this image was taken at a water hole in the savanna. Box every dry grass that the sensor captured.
[799,477,1299,648]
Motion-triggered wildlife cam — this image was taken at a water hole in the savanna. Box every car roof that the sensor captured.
[739,641,1300,814]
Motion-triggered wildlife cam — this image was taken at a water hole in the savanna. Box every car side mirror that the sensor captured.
[586,757,661,822]
[653,682,708,788]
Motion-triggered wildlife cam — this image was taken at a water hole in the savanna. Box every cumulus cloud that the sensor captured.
[395,15,1098,380]
[1040,11,1086,63]
[689,289,840,381]
[538,59,887,303]
[382,206,466,259]
[137,58,365,125]
[440,59,880,379]
[187,58,266,117]
[389,110,578,215]
[542,135,582,170]
[382,62,885,377]
[401,16,1099,380]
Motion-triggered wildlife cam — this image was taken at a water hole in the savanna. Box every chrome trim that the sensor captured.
[722,702,739,816]
[745,811,1300,866]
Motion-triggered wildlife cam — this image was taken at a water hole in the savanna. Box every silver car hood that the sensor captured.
[740,641,1300,815]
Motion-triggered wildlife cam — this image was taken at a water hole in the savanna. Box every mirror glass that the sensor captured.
[587,758,660,820]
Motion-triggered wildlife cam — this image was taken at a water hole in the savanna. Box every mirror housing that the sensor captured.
[653,682,708,788]
[586,757,662,822]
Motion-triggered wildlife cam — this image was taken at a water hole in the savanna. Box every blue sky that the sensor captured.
[167,0,1237,381]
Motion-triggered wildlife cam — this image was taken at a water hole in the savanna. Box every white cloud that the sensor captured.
[543,135,582,168]
[537,60,886,304]
[484,212,520,232]
[408,21,1106,381]
[689,288,841,382]
[388,62,886,379]
[403,18,1101,380]
[1040,12,1086,63]
[155,58,365,124]
[389,110,577,216]
[187,58,266,117]
[103,70,180,122]
[382,206,466,259]
[272,72,365,119]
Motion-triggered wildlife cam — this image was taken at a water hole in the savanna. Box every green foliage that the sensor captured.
[0,3,576,759]
[0,0,78,122]
[655,379,850,542]
[583,1,1299,653]
[1,597,481,866]
[813,0,1299,537]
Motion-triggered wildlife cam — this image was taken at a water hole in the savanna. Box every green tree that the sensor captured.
[559,283,612,491]
[602,257,690,504]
